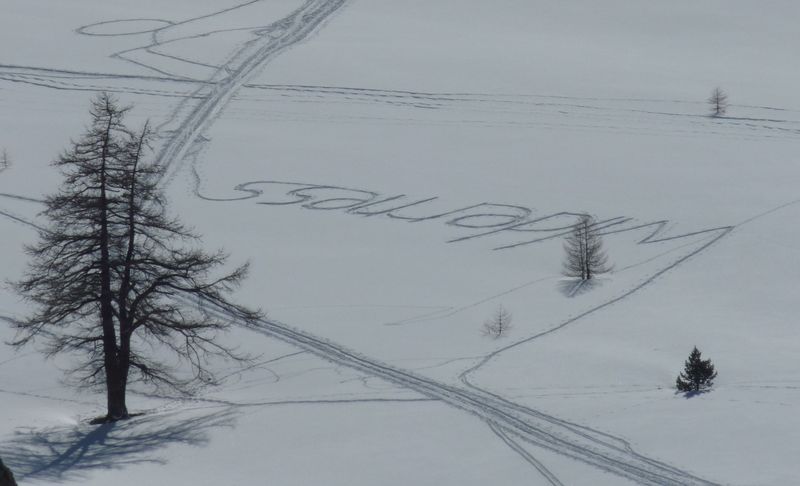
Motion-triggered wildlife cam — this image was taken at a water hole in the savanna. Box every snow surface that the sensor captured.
[1,1,800,484]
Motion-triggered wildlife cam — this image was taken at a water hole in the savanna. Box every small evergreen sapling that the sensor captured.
[676,347,717,393]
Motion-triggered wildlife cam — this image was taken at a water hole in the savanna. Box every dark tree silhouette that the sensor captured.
[708,87,728,117]
[0,456,16,486]
[676,347,717,393]
[482,305,512,338]
[562,214,610,281]
[12,94,261,421]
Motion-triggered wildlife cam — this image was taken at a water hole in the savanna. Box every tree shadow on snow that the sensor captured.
[675,389,712,399]
[0,407,237,483]
[558,278,600,298]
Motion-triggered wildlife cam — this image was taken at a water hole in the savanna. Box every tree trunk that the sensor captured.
[98,114,124,421]
[105,363,129,420]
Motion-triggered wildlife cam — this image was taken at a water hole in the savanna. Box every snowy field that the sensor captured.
[1,1,800,484]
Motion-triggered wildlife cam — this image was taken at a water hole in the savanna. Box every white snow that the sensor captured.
[1,1,799,484]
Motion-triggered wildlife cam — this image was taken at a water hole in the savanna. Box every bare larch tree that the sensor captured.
[482,305,513,338]
[12,93,261,421]
[708,87,728,117]
[562,214,610,281]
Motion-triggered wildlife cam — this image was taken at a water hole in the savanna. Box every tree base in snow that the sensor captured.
[89,412,143,425]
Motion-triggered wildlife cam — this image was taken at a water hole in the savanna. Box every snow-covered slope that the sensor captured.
[1,1,799,484]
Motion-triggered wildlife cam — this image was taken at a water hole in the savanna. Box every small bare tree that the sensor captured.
[0,149,10,172]
[563,214,610,281]
[708,87,728,117]
[482,305,512,338]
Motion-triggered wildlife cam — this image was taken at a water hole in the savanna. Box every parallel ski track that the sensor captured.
[246,316,715,485]
[150,0,347,187]
[189,295,717,486]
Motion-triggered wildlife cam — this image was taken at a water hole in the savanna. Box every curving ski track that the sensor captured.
[191,297,717,486]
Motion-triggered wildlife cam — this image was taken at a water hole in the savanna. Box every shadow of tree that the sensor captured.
[0,407,236,483]
[676,389,712,399]
[557,278,600,298]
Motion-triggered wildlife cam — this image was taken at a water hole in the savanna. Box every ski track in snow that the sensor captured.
[136,0,349,187]
[233,84,800,141]
[3,1,799,484]
[189,297,719,486]
[5,66,800,140]
[0,208,44,231]
[488,421,565,486]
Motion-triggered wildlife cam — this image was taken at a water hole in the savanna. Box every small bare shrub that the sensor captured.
[482,306,512,338]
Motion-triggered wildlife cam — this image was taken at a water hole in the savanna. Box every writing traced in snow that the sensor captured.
[198,180,731,252]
